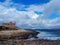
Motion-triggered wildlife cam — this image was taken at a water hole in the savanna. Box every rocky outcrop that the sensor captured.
[0,29,39,40]
[0,22,39,40]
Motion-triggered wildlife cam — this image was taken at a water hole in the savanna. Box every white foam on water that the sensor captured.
[37,31,60,40]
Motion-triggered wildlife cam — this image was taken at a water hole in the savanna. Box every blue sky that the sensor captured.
[0,0,50,4]
[12,0,50,5]
[0,0,60,29]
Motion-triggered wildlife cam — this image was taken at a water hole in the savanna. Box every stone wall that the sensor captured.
[0,39,60,45]
[2,22,16,29]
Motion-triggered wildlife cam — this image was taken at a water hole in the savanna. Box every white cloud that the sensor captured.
[43,0,60,17]
[26,5,44,12]
[0,18,3,21]
[26,11,39,19]
[0,0,60,29]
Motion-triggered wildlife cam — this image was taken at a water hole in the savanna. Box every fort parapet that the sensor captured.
[2,22,16,29]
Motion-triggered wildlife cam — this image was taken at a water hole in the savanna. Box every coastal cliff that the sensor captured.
[0,22,39,40]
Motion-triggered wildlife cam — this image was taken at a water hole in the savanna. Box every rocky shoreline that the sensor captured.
[0,39,60,45]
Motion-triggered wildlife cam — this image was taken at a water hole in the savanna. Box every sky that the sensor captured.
[0,0,60,29]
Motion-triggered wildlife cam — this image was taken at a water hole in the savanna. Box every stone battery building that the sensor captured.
[1,22,19,30]
[2,22,16,29]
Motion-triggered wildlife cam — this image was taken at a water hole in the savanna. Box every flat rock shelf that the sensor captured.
[0,39,60,45]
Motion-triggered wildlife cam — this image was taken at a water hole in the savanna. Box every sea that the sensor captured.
[28,29,60,40]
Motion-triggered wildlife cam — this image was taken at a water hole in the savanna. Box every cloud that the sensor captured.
[0,0,60,29]
[43,0,60,17]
